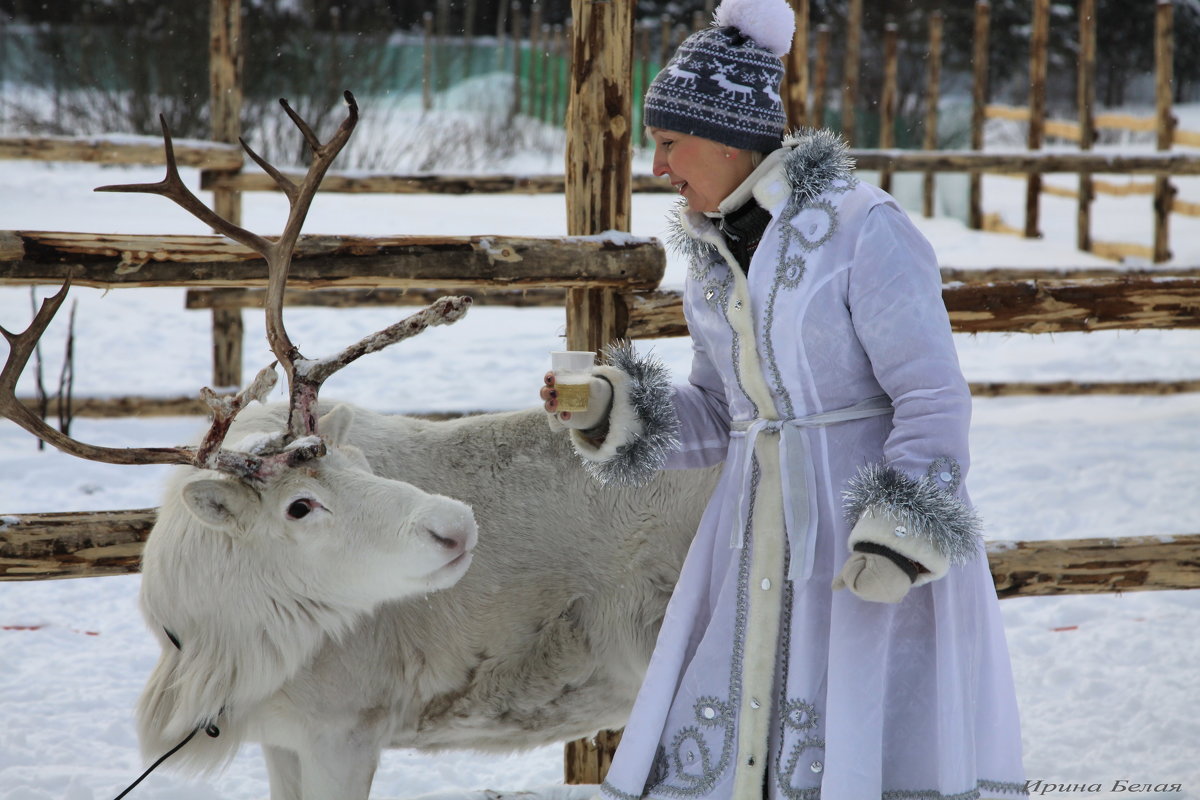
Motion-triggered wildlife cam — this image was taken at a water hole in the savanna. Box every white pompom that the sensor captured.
[713,0,796,58]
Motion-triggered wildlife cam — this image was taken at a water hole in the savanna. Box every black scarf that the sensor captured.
[717,197,772,274]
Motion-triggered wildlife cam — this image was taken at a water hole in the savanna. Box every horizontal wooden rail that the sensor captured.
[967,379,1200,397]
[987,533,1200,598]
[0,508,156,580]
[625,276,1200,337]
[3,507,1197,596]
[1173,197,1200,217]
[850,149,1200,175]
[1042,180,1157,198]
[0,135,243,170]
[202,170,675,195]
[197,151,1200,197]
[0,231,665,291]
[184,286,568,310]
[985,104,1200,147]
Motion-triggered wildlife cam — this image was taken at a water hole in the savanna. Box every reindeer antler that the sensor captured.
[2,92,470,479]
[0,283,298,476]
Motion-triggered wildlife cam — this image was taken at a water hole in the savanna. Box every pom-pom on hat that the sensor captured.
[644,0,796,153]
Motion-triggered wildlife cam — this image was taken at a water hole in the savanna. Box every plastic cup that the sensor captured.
[551,350,595,412]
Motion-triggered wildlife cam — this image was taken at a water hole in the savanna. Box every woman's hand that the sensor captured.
[541,371,613,432]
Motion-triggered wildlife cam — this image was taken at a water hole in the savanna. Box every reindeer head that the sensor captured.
[1,94,481,764]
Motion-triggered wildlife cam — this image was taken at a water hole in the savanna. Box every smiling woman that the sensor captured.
[646,129,758,214]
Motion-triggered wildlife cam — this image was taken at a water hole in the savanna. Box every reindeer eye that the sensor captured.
[286,499,314,520]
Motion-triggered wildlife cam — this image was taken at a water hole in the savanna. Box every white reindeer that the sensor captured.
[712,69,755,102]
[137,401,719,798]
[0,93,492,796]
[664,62,699,88]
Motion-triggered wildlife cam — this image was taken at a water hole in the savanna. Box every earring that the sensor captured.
[724,152,732,159]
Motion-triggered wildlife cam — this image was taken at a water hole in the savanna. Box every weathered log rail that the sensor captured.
[623,276,1200,338]
[192,150,1200,196]
[0,135,243,170]
[0,231,665,291]
[3,234,1197,334]
[201,171,675,195]
[3,507,1197,597]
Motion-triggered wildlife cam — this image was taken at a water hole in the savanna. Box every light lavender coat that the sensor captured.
[578,132,1026,800]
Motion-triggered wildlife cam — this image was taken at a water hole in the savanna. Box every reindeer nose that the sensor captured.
[425,502,478,555]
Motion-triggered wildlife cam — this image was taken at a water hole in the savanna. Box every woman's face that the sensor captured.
[649,129,756,213]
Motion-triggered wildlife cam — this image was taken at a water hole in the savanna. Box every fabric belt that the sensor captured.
[729,395,894,582]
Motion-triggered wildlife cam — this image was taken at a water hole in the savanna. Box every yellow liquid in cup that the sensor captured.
[556,381,590,412]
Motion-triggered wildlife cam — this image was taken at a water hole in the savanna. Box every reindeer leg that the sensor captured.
[296,719,384,800]
[262,745,302,800]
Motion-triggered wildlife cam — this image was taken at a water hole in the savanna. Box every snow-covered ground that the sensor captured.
[1,104,1199,799]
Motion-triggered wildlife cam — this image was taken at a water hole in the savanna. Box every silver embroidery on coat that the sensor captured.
[926,456,962,493]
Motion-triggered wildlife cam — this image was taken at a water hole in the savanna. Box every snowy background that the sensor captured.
[2,103,1200,799]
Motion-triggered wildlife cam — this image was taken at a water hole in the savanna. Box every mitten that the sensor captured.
[832,546,919,604]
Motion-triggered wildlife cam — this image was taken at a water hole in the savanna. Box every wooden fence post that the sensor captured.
[879,21,898,194]
[423,12,435,111]
[969,1,989,230]
[552,24,565,124]
[1077,0,1096,252]
[530,3,543,121]
[563,0,634,780]
[812,24,830,130]
[1025,0,1049,239]
[842,0,862,145]
[209,0,243,388]
[785,0,809,130]
[923,11,943,218]
[511,2,523,118]
[1154,0,1175,263]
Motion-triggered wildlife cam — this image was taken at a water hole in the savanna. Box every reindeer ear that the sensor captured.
[335,443,373,472]
[181,479,259,531]
[318,403,357,446]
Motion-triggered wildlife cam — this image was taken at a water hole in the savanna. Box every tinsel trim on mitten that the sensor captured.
[843,463,982,567]
[569,341,680,487]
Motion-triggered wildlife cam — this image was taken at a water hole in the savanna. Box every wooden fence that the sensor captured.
[3,0,1200,788]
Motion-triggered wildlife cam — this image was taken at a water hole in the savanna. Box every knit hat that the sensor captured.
[643,0,795,153]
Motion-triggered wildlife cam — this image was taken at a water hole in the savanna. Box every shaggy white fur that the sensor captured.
[713,0,796,58]
[136,403,719,800]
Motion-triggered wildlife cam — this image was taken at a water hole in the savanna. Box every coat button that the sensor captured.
[893,525,908,537]
[761,578,771,590]
[939,471,953,482]
[810,760,824,773]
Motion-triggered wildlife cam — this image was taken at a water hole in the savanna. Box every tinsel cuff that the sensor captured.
[568,342,681,487]
[843,463,982,569]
